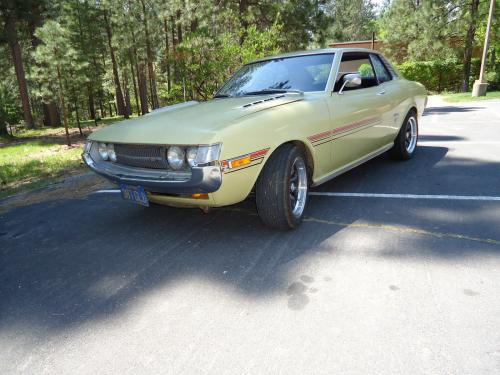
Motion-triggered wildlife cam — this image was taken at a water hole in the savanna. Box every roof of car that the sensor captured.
[250,48,380,64]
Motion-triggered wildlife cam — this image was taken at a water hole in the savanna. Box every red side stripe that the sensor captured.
[307,130,331,142]
[331,116,378,135]
[250,148,269,159]
[308,116,379,142]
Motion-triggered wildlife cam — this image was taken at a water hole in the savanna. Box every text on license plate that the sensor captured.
[120,184,149,206]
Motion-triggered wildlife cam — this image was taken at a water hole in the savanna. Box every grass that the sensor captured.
[441,90,500,103]
[0,141,85,199]
[0,114,130,199]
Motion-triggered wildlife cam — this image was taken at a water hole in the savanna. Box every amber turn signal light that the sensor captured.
[191,193,209,199]
[230,156,251,168]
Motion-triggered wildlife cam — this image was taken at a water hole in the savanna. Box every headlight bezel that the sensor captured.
[194,143,222,166]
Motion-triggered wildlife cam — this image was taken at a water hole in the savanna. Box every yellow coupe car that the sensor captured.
[83,48,427,229]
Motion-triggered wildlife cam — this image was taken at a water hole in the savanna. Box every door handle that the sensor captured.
[377,90,386,96]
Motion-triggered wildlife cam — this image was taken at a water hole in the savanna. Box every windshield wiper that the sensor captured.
[242,89,303,96]
[214,94,232,98]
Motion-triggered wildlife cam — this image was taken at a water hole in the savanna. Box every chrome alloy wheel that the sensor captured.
[405,116,418,154]
[289,157,308,218]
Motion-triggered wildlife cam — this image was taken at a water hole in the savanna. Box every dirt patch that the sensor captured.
[0,173,112,214]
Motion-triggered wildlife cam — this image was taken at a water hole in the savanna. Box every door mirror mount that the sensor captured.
[338,73,362,95]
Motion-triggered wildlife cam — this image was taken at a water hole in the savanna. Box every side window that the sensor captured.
[370,54,392,84]
[334,52,378,91]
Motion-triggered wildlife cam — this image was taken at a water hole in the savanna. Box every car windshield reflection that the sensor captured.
[216,53,335,97]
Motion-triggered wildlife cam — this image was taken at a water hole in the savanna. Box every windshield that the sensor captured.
[216,53,335,97]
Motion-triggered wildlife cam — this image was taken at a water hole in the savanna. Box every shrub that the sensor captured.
[397,59,462,92]
[396,58,499,93]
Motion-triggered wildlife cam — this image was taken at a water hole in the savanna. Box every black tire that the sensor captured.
[255,144,308,230]
[390,110,418,160]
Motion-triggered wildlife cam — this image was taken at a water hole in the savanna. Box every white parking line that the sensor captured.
[94,189,500,202]
[419,141,500,146]
[309,192,500,201]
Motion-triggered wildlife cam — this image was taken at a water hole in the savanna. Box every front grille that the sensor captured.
[115,144,169,169]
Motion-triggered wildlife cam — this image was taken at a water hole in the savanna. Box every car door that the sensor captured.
[369,53,402,144]
[326,52,392,172]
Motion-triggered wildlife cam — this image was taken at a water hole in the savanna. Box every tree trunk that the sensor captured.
[171,15,177,82]
[132,30,148,114]
[163,18,171,92]
[28,3,60,129]
[74,100,83,136]
[138,62,149,115]
[190,18,198,33]
[461,0,480,92]
[5,15,35,128]
[47,102,61,126]
[98,91,105,118]
[0,122,8,136]
[123,70,132,116]
[103,10,128,118]
[43,100,61,126]
[56,65,71,146]
[129,51,141,116]
[139,0,159,109]
[176,10,183,44]
[42,101,61,126]
[87,82,96,122]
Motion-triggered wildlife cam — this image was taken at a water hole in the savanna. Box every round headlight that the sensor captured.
[186,147,198,167]
[107,143,116,162]
[167,146,185,170]
[98,143,109,160]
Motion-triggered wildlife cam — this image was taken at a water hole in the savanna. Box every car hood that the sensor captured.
[88,94,303,145]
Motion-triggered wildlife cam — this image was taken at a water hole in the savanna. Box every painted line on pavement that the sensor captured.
[95,189,500,202]
[309,192,500,201]
[419,141,500,146]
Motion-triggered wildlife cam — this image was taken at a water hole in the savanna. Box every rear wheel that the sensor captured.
[255,144,308,229]
[390,110,418,160]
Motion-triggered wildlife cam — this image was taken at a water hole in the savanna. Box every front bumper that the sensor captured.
[82,151,222,194]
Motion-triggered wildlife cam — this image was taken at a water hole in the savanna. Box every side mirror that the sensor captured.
[338,73,362,94]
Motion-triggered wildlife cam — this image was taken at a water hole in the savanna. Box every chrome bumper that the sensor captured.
[82,152,222,194]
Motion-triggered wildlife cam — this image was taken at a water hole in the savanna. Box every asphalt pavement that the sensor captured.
[1,97,500,374]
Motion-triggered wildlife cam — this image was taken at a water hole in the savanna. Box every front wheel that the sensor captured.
[255,144,308,230]
[390,111,418,160]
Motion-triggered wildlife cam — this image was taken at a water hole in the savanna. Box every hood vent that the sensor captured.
[241,94,286,108]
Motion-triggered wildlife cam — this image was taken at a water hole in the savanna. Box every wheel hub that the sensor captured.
[405,117,417,153]
[289,157,308,218]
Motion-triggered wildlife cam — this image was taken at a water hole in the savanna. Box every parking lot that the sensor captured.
[1,97,499,374]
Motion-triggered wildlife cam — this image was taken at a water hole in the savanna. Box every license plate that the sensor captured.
[120,184,149,206]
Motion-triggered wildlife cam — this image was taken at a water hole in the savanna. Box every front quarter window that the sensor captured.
[216,53,335,97]
[370,54,392,84]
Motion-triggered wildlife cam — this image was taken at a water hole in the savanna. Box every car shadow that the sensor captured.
[423,106,483,116]
[0,196,348,332]
[315,145,449,194]
[418,135,465,142]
